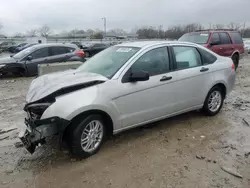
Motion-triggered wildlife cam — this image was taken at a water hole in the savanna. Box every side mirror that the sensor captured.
[210,40,220,46]
[129,71,149,82]
[26,55,33,61]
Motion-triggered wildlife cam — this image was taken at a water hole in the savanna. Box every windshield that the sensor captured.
[78,46,140,78]
[178,32,210,44]
[13,45,37,59]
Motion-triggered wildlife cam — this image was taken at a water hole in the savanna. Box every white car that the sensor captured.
[244,40,250,54]
[19,41,236,158]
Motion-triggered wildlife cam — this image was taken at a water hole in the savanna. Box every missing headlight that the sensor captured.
[25,103,51,119]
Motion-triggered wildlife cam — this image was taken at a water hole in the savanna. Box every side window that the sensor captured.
[50,47,67,56]
[199,48,217,64]
[131,47,170,76]
[30,48,49,59]
[173,46,202,69]
[219,33,232,44]
[93,44,105,48]
[211,33,220,44]
[231,32,243,44]
[66,47,75,53]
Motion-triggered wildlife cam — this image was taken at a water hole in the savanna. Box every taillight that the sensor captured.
[231,63,235,70]
[76,50,85,57]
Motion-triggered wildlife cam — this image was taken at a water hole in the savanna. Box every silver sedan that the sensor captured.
[20,41,236,158]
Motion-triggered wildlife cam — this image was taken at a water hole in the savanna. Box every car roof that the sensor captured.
[116,41,199,48]
[188,30,239,34]
[33,43,77,48]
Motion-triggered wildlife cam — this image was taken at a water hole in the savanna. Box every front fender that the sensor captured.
[40,86,121,130]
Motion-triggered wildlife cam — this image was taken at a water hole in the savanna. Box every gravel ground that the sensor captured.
[0,56,250,188]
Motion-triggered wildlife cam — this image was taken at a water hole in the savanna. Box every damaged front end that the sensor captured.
[19,102,69,153]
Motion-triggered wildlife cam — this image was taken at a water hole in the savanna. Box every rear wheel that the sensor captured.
[68,114,106,158]
[202,86,224,116]
[232,54,239,70]
[85,51,90,58]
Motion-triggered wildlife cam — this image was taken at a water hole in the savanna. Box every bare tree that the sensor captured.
[26,29,38,37]
[67,29,85,37]
[108,28,126,35]
[213,24,225,29]
[39,25,51,37]
[13,32,24,38]
[91,32,103,39]
[227,22,241,30]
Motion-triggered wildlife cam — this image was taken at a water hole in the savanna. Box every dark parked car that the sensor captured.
[0,43,85,77]
[178,29,244,69]
[0,41,16,51]
[71,42,83,49]
[81,43,108,57]
[14,43,36,53]
[8,43,28,53]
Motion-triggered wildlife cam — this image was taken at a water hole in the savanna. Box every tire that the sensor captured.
[232,54,239,70]
[68,114,106,158]
[85,51,90,58]
[202,86,224,116]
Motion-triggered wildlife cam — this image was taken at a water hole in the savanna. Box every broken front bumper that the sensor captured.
[19,116,70,154]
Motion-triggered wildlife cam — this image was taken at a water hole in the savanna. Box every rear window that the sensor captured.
[199,48,217,64]
[231,32,243,44]
[66,47,75,53]
[178,32,210,44]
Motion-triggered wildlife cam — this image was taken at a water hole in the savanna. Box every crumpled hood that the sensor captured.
[0,57,18,64]
[26,70,108,103]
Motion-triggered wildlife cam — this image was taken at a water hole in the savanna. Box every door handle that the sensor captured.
[200,67,209,72]
[219,47,223,50]
[160,76,172,82]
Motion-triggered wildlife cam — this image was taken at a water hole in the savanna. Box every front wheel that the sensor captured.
[68,115,106,158]
[202,87,224,116]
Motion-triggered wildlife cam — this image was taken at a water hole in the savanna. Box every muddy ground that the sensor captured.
[0,56,250,188]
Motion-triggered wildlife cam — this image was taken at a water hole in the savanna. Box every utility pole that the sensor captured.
[102,17,106,39]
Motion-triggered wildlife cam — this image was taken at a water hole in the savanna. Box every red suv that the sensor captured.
[179,30,244,69]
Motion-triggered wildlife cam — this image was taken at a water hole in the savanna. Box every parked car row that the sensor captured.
[178,29,245,69]
[71,42,110,57]
[0,41,37,54]
[0,43,85,76]
[0,41,16,52]
[19,41,236,158]
[244,40,250,54]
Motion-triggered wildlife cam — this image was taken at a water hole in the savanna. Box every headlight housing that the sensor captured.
[0,64,6,69]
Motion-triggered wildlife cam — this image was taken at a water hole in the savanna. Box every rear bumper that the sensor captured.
[227,70,236,95]
[19,116,70,154]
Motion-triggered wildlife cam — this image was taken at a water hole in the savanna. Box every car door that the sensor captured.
[208,33,223,55]
[209,32,233,57]
[170,45,214,111]
[113,46,178,128]
[24,47,50,76]
[218,32,234,56]
[48,46,68,63]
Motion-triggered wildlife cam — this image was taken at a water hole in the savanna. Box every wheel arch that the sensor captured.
[210,82,227,99]
[62,109,114,141]
[231,50,240,58]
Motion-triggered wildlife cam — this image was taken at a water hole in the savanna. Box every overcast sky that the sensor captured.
[0,0,250,34]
